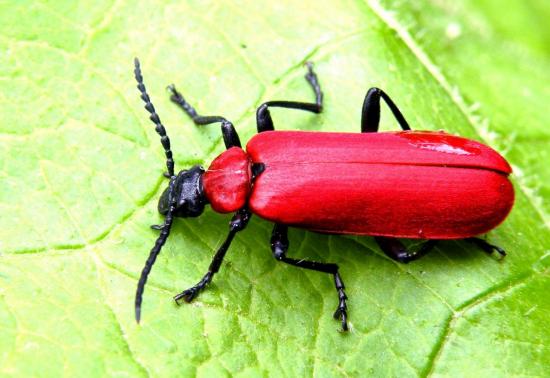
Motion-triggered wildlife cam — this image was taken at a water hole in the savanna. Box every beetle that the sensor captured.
[133,58,514,331]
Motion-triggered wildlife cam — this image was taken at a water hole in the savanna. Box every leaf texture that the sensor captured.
[1,0,549,376]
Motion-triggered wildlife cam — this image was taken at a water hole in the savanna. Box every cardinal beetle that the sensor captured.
[133,58,514,331]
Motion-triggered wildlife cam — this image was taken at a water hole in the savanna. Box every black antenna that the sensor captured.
[135,177,177,323]
[134,58,175,177]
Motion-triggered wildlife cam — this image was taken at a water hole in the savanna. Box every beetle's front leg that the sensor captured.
[167,84,241,149]
[174,208,251,303]
[271,224,349,331]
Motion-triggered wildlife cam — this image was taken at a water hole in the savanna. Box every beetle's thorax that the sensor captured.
[202,147,252,213]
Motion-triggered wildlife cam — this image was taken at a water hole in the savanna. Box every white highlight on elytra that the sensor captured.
[415,142,472,155]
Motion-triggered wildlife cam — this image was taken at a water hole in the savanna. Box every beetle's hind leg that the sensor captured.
[466,237,506,257]
[361,88,411,132]
[271,224,349,331]
[256,62,323,133]
[375,237,437,263]
[376,237,506,264]
[167,84,241,149]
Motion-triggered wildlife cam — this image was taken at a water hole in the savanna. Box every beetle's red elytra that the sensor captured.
[133,58,514,331]
[246,130,513,239]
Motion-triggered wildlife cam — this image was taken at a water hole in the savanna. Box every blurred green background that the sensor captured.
[1,0,549,376]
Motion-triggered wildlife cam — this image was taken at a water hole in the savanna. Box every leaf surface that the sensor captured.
[1,0,549,376]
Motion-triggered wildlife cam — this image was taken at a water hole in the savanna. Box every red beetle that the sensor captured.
[133,59,514,330]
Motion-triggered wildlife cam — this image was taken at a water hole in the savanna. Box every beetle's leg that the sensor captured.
[466,237,506,257]
[271,224,349,331]
[361,88,411,132]
[174,208,252,303]
[375,237,437,263]
[167,84,241,149]
[257,62,323,133]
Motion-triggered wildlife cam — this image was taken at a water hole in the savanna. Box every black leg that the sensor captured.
[375,237,437,264]
[362,86,419,261]
[362,88,504,263]
[362,86,419,262]
[376,236,506,264]
[271,224,349,331]
[173,208,252,303]
[167,84,241,149]
[466,237,506,257]
[361,87,411,133]
[257,62,323,133]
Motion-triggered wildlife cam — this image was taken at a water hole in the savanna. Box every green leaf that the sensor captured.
[1,0,548,377]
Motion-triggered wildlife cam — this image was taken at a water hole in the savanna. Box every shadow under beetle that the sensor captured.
[133,58,514,331]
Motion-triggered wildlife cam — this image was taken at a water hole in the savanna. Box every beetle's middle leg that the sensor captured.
[173,208,251,303]
[167,85,241,149]
[271,224,349,331]
[256,62,323,133]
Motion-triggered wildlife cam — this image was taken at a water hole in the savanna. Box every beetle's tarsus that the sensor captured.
[174,288,199,304]
[333,307,349,331]
[466,238,506,258]
[256,62,323,133]
[150,224,164,230]
[333,271,349,331]
[167,83,242,149]
[305,63,323,112]
[167,84,188,108]
[333,305,349,331]
[174,271,213,304]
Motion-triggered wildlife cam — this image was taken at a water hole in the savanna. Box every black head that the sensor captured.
[158,165,207,217]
